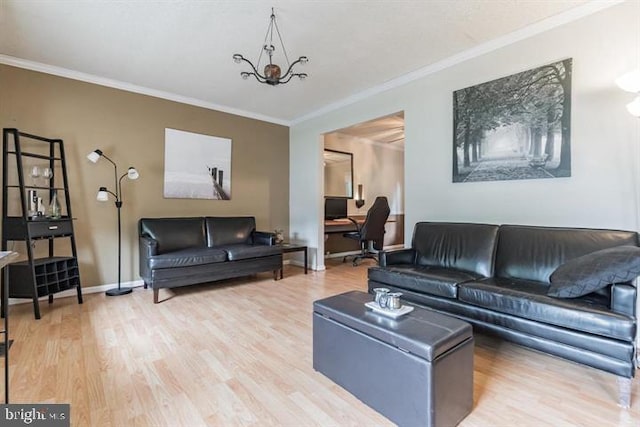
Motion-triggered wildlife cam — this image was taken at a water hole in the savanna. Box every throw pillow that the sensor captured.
[548,245,640,298]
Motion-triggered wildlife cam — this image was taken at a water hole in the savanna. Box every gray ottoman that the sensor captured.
[313,291,473,427]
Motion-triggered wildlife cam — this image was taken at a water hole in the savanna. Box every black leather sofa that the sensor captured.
[368,222,639,406]
[139,217,282,303]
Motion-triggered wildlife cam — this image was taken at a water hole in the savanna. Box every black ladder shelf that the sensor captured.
[1,129,83,319]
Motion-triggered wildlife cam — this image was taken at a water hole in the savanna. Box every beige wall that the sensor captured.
[0,64,289,288]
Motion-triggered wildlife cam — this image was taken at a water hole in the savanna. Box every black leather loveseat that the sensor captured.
[139,217,282,303]
[368,222,639,406]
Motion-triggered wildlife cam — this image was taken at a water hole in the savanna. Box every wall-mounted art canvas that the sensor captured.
[164,128,231,199]
[453,58,572,183]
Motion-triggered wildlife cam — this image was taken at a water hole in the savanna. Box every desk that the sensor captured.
[324,220,360,254]
[279,243,308,278]
[324,215,404,256]
[324,219,361,234]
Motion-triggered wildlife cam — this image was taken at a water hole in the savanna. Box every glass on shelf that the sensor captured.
[29,165,40,186]
[42,167,53,183]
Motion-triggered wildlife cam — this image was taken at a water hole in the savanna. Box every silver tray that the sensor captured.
[365,301,414,318]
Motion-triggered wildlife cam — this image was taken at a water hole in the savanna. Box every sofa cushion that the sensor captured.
[149,247,227,269]
[548,246,640,298]
[412,222,499,277]
[368,265,480,299]
[139,217,206,253]
[206,217,256,247]
[458,278,635,341]
[222,244,282,261]
[495,225,638,283]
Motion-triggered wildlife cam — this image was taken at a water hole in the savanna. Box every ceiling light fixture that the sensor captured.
[233,8,308,86]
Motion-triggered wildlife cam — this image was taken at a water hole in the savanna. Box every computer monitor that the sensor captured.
[325,198,348,220]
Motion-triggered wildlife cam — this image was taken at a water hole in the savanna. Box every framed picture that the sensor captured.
[453,59,572,183]
[163,128,232,199]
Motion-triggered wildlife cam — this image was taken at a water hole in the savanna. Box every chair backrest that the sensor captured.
[205,217,256,247]
[360,196,391,250]
[495,225,639,283]
[139,217,206,254]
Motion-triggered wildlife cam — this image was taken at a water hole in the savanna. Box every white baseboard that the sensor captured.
[8,279,145,305]
[285,258,323,271]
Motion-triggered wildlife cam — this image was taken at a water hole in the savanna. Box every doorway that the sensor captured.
[321,111,405,265]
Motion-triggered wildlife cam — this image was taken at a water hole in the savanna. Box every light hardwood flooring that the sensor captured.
[2,259,639,426]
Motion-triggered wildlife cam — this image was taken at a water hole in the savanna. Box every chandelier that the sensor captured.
[233,8,308,86]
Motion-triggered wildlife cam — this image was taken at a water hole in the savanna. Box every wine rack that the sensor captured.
[8,257,79,298]
[2,129,83,319]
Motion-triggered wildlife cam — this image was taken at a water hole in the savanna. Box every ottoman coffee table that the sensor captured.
[313,291,473,427]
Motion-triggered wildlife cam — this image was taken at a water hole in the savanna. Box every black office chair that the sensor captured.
[342,196,391,266]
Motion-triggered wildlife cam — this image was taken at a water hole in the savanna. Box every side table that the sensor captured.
[279,243,308,278]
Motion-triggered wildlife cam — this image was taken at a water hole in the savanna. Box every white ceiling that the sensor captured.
[335,112,405,146]
[0,0,603,125]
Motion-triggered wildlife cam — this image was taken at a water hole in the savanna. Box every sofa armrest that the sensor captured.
[611,283,637,317]
[139,236,159,281]
[379,248,417,267]
[253,231,275,246]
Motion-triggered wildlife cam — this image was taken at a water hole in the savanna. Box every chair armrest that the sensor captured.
[253,231,275,246]
[611,283,637,317]
[140,235,159,257]
[139,236,158,280]
[379,248,417,267]
[346,217,360,229]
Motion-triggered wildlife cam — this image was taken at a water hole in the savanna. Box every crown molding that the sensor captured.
[0,54,291,127]
[290,0,624,126]
[0,1,623,128]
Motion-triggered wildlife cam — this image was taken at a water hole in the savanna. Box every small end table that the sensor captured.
[279,243,308,278]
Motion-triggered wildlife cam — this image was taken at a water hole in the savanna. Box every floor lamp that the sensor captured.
[87,149,140,296]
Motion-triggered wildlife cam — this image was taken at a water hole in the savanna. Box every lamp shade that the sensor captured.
[627,96,640,118]
[96,187,109,201]
[87,149,103,163]
[127,167,140,180]
[616,70,640,93]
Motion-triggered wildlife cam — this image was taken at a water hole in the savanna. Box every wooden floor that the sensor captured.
[2,259,639,426]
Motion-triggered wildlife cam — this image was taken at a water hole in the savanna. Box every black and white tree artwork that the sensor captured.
[453,59,572,183]
[164,128,232,199]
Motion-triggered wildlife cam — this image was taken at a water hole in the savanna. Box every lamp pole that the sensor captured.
[107,171,131,296]
[108,197,129,296]
[88,149,138,296]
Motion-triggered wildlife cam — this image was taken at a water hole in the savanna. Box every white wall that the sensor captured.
[290,2,640,271]
[324,133,404,216]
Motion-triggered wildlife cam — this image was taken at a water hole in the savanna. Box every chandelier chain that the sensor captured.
[257,11,272,67]
[272,13,291,69]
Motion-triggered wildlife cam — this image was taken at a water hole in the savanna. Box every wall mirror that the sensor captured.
[324,149,353,198]
[324,149,353,199]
